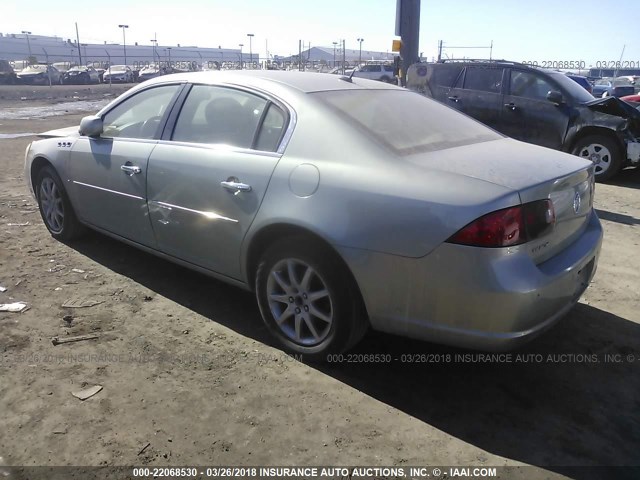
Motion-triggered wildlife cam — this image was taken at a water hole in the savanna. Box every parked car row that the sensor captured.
[407,60,640,181]
[0,60,142,85]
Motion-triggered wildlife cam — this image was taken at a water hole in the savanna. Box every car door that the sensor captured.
[445,66,505,130]
[67,83,183,246]
[146,84,288,279]
[499,69,570,149]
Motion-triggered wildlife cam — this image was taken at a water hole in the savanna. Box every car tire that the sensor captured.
[35,166,84,240]
[571,135,623,182]
[255,237,368,362]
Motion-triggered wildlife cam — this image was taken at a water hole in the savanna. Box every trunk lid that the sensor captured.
[405,138,595,263]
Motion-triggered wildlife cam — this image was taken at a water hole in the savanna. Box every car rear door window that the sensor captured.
[255,104,286,152]
[101,84,181,139]
[172,85,267,148]
[463,67,504,93]
[510,71,555,101]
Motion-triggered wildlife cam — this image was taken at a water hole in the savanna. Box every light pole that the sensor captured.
[118,24,129,65]
[150,39,157,64]
[167,47,172,69]
[238,43,244,69]
[357,38,364,65]
[332,41,338,68]
[21,31,32,61]
[247,33,254,69]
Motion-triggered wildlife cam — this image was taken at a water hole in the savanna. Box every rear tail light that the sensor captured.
[447,199,555,248]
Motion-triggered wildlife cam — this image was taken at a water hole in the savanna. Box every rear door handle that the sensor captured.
[448,96,459,103]
[221,180,252,195]
[504,102,517,111]
[121,164,141,175]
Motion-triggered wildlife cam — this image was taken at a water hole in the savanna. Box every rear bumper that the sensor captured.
[338,211,603,350]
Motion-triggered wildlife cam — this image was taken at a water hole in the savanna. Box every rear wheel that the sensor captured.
[35,166,84,240]
[571,135,622,182]
[255,237,368,362]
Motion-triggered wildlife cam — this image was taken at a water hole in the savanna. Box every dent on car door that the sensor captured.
[67,83,183,245]
[500,70,570,149]
[447,66,505,129]
[146,84,288,279]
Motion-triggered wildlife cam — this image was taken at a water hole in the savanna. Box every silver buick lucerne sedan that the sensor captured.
[25,71,603,361]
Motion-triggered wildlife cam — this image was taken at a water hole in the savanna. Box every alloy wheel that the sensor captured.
[577,143,612,176]
[266,258,334,346]
[39,177,64,234]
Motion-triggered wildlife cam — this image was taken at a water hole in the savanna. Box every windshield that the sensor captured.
[548,71,595,103]
[110,65,127,72]
[314,89,502,156]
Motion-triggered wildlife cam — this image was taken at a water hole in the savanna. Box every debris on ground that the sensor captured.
[138,442,151,456]
[52,334,99,346]
[6,222,29,226]
[62,298,104,308]
[0,302,28,312]
[71,385,103,401]
[71,268,85,273]
[0,286,7,292]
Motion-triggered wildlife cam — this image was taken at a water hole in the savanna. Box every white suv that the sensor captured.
[350,63,396,82]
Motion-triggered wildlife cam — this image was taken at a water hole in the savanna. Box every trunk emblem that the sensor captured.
[573,191,581,214]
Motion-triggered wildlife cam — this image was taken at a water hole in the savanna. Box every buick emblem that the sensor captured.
[573,191,581,214]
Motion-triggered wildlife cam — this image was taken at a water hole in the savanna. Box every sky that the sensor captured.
[2,0,638,66]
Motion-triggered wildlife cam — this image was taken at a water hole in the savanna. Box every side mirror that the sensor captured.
[79,115,103,137]
[546,90,564,105]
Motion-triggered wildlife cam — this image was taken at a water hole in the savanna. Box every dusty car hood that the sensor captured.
[38,126,80,138]
[585,96,640,120]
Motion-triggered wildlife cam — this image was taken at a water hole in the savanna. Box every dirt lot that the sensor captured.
[0,85,639,479]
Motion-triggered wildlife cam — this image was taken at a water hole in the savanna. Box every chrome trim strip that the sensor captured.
[153,140,281,157]
[150,200,239,223]
[73,181,144,200]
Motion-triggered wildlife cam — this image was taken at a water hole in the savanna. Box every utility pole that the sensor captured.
[341,39,346,74]
[21,31,32,61]
[75,23,82,65]
[118,24,129,65]
[247,33,254,69]
[437,40,443,62]
[332,41,338,68]
[150,38,158,64]
[395,0,420,85]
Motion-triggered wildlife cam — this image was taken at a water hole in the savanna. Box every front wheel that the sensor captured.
[571,135,622,182]
[255,238,368,362]
[35,166,84,240]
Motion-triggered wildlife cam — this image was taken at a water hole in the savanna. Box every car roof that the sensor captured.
[140,70,400,93]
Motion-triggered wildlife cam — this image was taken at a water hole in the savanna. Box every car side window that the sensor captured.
[172,85,267,148]
[463,67,503,93]
[255,104,286,152]
[102,84,181,139]
[434,65,464,87]
[510,71,555,101]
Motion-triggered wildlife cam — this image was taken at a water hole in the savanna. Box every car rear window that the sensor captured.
[313,89,502,156]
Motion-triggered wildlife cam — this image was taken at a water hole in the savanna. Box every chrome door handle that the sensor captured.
[121,164,142,175]
[221,180,252,195]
